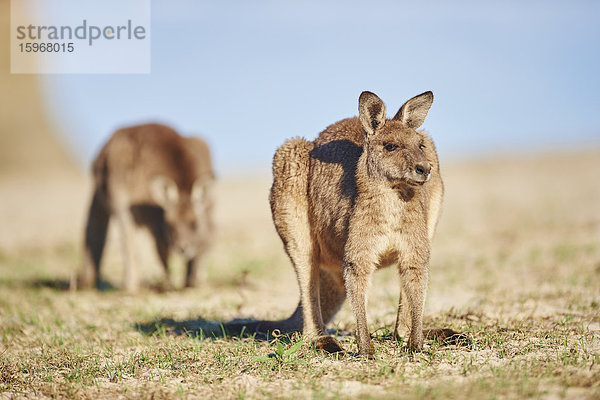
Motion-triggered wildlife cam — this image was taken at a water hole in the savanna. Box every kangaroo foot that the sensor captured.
[314,335,346,354]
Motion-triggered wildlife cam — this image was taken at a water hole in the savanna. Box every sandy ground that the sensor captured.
[0,149,599,399]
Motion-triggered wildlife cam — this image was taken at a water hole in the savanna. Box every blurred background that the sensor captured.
[2,0,599,176]
[0,0,599,278]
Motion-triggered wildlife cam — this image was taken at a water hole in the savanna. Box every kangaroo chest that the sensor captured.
[349,188,428,269]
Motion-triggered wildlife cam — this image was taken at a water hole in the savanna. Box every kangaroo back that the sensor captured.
[270,137,313,245]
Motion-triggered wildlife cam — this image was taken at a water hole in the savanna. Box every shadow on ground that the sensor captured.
[134,317,296,341]
[134,316,472,349]
[0,278,185,293]
[0,278,120,292]
[27,278,72,291]
[0,278,72,291]
[134,317,354,345]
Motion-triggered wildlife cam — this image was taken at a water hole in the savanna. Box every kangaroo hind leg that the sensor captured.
[270,138,343,353]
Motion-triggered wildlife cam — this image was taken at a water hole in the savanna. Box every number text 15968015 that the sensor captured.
[19,42,75,53]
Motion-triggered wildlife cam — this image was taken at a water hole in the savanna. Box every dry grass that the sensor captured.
[0,150,599,399]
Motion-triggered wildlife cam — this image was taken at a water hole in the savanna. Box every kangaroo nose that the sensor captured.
[415,164,430,176]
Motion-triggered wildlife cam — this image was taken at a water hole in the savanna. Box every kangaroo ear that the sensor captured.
[393,91,433,129]
[150,176,179,209]
[358,91,386,136]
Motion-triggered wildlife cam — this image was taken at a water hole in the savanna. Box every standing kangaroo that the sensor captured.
[75,123,214,292]
[255,91,444,356]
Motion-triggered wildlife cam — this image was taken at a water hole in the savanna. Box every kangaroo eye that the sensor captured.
[419,144,426,150]
[384,143,399,152]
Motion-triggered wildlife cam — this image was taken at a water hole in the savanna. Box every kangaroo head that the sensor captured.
[150,175,213,259]
[358,91,434,187]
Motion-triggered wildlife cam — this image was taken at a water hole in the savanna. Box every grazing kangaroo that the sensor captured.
[228,91,457,356]
[75,123,214,292]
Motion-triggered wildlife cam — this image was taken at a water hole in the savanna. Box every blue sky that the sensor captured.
[39,0,600,174]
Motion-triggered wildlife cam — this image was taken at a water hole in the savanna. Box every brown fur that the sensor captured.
[230,91,446,356]
[74,123,215,292]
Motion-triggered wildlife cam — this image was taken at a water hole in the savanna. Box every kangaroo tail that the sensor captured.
[73,187,110,291]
